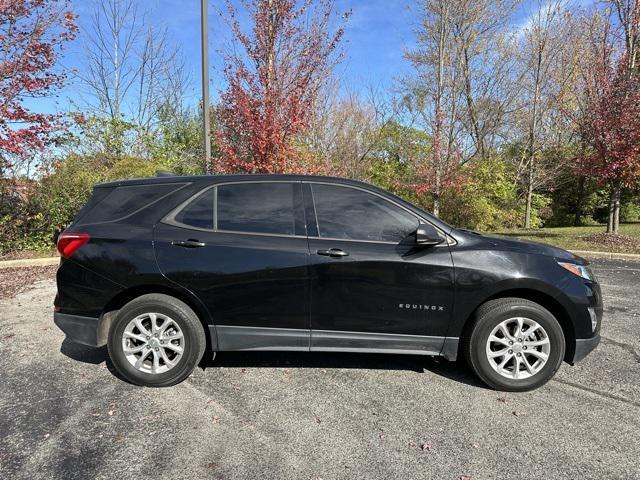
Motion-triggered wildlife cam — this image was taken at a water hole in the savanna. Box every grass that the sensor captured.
[491,223,640,254]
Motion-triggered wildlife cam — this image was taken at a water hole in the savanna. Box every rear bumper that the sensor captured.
[571,334,601,364]
[54,312,103,347]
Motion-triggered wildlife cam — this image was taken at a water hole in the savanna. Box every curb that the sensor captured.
[0,257,59,269]
[570,250,640,261]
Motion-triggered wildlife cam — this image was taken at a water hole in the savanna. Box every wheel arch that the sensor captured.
[459,288,576,363]
[97,284,217,352]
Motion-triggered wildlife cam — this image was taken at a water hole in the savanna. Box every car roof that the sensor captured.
[96,174,378,189]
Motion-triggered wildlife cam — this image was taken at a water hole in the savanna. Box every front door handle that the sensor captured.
[317,248,349,258]
[171,239,206,248]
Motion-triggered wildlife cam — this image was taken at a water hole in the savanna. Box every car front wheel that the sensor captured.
[464,297,565,392]
[107,293,206,387]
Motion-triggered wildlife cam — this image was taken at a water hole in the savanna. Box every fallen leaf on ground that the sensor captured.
[582,232,640,248]
[0,265,57,300]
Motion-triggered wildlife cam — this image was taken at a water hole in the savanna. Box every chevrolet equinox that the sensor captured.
[54,174,602,390]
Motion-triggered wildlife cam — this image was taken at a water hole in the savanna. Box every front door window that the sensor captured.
[310,183,419,243]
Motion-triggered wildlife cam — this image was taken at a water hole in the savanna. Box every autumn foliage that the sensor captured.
[578,57,640,187]
[577,1,640,232]
[216,0,349,174]
[0,0,77,172]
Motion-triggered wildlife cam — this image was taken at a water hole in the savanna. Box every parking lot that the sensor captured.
[1,258,639,480]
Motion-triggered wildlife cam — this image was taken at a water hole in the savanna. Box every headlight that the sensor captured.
[557,261,594,281]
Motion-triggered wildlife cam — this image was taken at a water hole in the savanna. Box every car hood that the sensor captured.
[456,230,582,263]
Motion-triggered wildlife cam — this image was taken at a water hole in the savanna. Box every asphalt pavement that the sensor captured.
[1,259,639,480]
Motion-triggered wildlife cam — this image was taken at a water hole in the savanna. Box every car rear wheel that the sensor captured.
[463,297,565,392]
[107,294,206,387]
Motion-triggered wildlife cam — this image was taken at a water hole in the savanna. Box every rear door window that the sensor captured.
[216,182,301,235]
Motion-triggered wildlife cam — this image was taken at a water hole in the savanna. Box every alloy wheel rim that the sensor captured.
[122,313,185,374]
[485,317,551,380]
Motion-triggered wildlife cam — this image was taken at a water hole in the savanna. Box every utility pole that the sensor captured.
[201,0,211,173]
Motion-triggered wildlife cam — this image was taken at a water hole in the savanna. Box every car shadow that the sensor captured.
[205,351,486,388]
[60,339,128,382]
[60,339,486,389]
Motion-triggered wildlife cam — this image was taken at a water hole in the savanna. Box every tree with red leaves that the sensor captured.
[0,0,77,176]
[216,0,349,174]
[578,2,640,233]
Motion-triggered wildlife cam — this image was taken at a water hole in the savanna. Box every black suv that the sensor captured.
[54,174,602,390]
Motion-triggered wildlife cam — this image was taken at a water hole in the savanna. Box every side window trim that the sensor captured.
[305,181,448,245]
[302,183,319,237]
[213,185,218,230]
[164,180,452,245]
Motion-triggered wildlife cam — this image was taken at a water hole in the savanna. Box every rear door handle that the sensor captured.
[316,248,349,257]
[171,239,206,248]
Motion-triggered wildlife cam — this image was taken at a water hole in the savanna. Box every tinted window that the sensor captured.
[311,184,419,242]
[79,184,181,224]
[174,188,214,229]
[217,183,296,235]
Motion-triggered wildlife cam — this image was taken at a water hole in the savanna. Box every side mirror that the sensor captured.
[415,223,444,246]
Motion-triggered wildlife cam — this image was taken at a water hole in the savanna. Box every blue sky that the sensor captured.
[57,0,424,109]
[52,0,595,112]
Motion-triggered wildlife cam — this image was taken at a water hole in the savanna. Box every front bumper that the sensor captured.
[54,312,103,347]
[570,334,601,364]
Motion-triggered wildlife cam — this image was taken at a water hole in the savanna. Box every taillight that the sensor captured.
[57,232,91,258]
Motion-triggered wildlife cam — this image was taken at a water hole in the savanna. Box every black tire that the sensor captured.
[463,297,565,392]
[107,293,206,387]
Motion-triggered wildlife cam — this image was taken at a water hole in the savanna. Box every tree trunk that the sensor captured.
[607,182,621,234]
[433,168,441,217]
[524,164,534,229]
[524,40,543,229]
[574,176,585,227]
[462,47,485,159]
[613,187,621,233]
[431,0,446,220]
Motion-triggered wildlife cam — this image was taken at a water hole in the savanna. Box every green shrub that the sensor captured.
[440,158,520,231]
[620,202,640,222]
[368,158,421,206]
[0,155,172,256]
[515,193,552,229]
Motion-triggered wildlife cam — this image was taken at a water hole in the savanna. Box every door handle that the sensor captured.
[171,239,206,248]
[316,248,349,257]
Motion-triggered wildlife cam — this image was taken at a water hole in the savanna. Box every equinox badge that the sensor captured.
[399,304,445,311]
